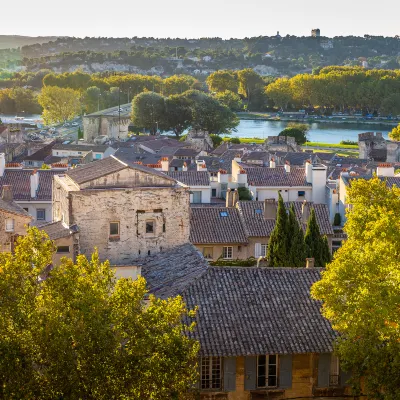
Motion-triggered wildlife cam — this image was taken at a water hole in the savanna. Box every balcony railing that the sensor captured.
[329,374,340,387]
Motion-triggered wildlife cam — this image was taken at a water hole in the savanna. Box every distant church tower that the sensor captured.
[312,28,321,37]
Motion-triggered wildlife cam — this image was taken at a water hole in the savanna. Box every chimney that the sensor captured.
[0,153,5,177]
[306,258,315,268]
[301,200,310,224]
[232,189,239,207]
[197,160,206,172]
[284,161,291,173]
[234,153,242,163]
[226,188,233,208]
[377,163,394,177]
[305,160,312,183]
[264,198,276,219]
[161,157,169,172]
[182,162,188,172]
[30,170,39,198]
[269,157,276,168]
[1,185,13,202]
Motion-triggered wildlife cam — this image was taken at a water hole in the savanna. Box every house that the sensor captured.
[23,142,56,168]
[0,153,64,223]
[183,267,352,399]
[138,137,188,154]
[0,143,26,162]
[0,185,32,252]
[52,156,190,265]
[37,221,79,265]
[51,143,115,161]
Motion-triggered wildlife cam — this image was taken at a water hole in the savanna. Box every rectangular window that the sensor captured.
[95,154,102,159]
[257,355,278,388]
[146,221,154,234]
[329,354,340,386]
[109,222,120,236]
[223,246,233,259]
[37,209,46,221]
[192,191,202,204]
[211,188,217,197]
[57,246,70,253]
[23,208,29,212]
[201,357,221,390]
[261,244,268,257]
[298,190,306,197]
[5,218,14,232]
[203,247,213,259]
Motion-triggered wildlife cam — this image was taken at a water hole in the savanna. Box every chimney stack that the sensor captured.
[284,161,291,173]
[160,157,169,172]
[232,189,239,207]
[269,157,276,168]
[30,170,39,198]
[1,185,13,202]
[306,258,315,268]
[264,198,276,219]
[182,162,188,172]
[226,188,233,208]
[305,160,312,183]
[0,153,5,177]
[301,200,310,224]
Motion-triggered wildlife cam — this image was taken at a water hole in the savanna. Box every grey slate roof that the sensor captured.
[0,197,31,217]
[24,142,55,162]
[139,138,186,152]
[188,156,222,173]
[52,143,109,153]
[138,244,209,299]
[238,201,334,237]
[183,267,336,356]
[245,166,310,187]
[190,207,248,244]
[37,221,79,240]
[114,148,162,165]
[283,152,313,166]
[166,171,210,186]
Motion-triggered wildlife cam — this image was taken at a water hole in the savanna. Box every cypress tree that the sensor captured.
[287,204,307,267]
[267,192,288,267]
[304,209,332,267]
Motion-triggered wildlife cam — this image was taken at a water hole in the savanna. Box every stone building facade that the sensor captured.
[358,132,400,162]
[83,114,130,142]
[185,129,214,153]
[52,156,190,265]
[265,136,300,152]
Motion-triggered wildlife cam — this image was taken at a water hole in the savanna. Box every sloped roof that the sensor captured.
[167,171,210,186]
[37,221,79,240]
[24,142,55,162]
[283,152,313,166]
[52,143,109,153]
[237,201,334,237]
[0,170,59,201]
[183,267,335,356]
[138,244,209,299]
[0,197,31,217]
[190,207,248,244]
[245,166,310,187]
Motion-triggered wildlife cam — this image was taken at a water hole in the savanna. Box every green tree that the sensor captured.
[162,75,198,96]
[237,186,252,200]
[78,126,83,139]
[83,86,101,113]
[278,127,308,145]
[131,91,166,135]
[380,93,400,116]
[237,68,266,110]
[304,208,330,267]
[267,193,289,267]
[287,204,307,267]
[38,86,81,124]
[206,70,238,93]
[311,177,400,399]
[210,134,223,147]
[214,90,242,111]
[0,228,199,399]
[10,87,41,114]
[389,123,400,141]
[164,94,192,138]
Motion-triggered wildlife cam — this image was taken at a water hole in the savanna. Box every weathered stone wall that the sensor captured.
[0,211,31,252]
[83,116,101,142]
[83,115,130,142]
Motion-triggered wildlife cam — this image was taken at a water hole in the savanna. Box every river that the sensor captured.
[232,120,392,143]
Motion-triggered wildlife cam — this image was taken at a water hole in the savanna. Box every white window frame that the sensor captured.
[37,208,46,221]
[5,218,14,232]
[255,243,268,258]
[257,354,278,388]
[201,356,221,390]
[223,246,233,259]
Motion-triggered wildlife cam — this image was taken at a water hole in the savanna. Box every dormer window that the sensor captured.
[220,211,228,217]
[255,209,262,215]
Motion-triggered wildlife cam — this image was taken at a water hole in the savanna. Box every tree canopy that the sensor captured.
[0,228,199,399]
[389,123,400,141]
[312,177,400,399]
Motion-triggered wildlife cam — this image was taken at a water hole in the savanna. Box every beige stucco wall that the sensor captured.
[0,211,31,252]
[52,235,77,266]
[194,243,249,261]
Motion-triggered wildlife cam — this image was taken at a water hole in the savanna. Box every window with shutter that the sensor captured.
[279,354,292,389]
[201,357,221,390]
[255,243,261,257]
[257,355,278,388]
[223,357,236,391]
[317,353,331,387]
[244,356,257,391]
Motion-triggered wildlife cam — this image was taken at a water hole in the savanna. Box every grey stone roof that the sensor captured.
[138,244,209,299]
[283,152,313,166]
[183,267,336,356]
[24,142,55,162]
[139,138,186,152]
[188,156,222,173]
[190,207,248,244]
[0,197,31,217]
[166,171,210,186]
[237,201,334,237]
[242,151,270,162]
[52,143,109,153]
[114,148,162,165]
[174,148,199,157]
[66,156,175,185]
[37,221,79,240]
[245,166,311,187]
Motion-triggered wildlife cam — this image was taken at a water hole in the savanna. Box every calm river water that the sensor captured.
[233,120,392,143]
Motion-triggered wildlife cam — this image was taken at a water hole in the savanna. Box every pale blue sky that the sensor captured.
[2,0,399,38]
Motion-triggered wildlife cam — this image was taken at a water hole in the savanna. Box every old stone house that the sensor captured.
[0,185,32,252]
[358,132,400,162]
[52,156,190,265]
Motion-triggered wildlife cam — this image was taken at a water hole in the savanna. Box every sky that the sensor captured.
[1,0,399,39]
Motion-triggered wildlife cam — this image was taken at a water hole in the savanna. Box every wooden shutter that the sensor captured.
[279,354,292,389]
[317,353,331,387]
[244,356,257,390]
[340,365,352,387]
[223,357,236,391]
[255,243,261,258]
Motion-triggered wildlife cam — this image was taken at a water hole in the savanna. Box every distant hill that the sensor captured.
[0,35,58,50]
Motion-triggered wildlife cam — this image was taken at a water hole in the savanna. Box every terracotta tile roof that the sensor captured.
[166,171,210,186]
[183,267,336,356]
[190,207,248,244]
[137,244,209,299]
[0,170,59,201]
[245,166,310,187]
[237,201,334,237]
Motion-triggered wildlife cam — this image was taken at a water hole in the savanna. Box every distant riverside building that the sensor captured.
[312,28,321,37]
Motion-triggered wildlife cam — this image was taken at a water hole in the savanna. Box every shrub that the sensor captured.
[340,140,357,145]
[210,257,257,267]
[334,213,341,226]
[237,187,252,200]
[210,134,223,148]
[229,137,241,144]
